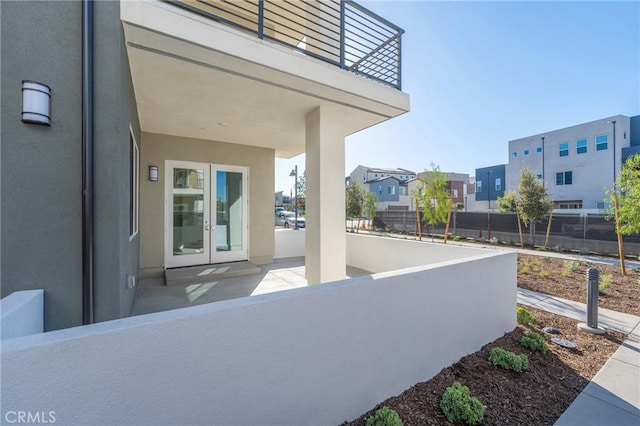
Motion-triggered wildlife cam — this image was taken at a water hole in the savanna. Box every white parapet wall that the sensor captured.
[347,233,493,273]
[1,290,44,340]
[1,246,515,425]
[274,228,306,259]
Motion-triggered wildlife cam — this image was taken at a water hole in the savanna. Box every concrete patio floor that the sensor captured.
[132,257,371,316]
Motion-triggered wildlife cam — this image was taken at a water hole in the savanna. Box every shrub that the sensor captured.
[580,247,590,255]
[539,270,550,278]
[520,332,549,354]
[564,260,580,273]
[440,382,485,425]
[488,347,529,373]
[517,307,537,325]
[599,272,613,294]
[365,407,403,426]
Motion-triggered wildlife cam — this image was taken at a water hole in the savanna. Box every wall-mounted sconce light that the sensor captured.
[149,166,158,182]
[22,80,51,126]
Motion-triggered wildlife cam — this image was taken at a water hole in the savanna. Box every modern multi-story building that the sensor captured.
[1,0,409,330]
[348,166,416,209]
[505,115,639,210]
[348,165,416,186]
[468,164,506,211]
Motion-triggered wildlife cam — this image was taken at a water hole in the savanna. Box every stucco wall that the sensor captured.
[139,133,275,269]
[347,233,493,273]
[1,1,83,330]
[0,291,44,340]
[1,251,515,425]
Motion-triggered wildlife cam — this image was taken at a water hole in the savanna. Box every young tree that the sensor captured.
[607,153,640,275]
[362,191,378,230]
[345,184,364,232]
[418,164,452,242]
[411,181,425,240]
[497,190,524,247]
[296,170,306,212]
[517,169,553,245]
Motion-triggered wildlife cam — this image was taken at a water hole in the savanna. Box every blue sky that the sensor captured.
[275,0,640,194]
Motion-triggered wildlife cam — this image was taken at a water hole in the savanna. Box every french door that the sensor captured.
[165,160,248,268]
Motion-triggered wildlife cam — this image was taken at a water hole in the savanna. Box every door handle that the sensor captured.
[205,221,210,231]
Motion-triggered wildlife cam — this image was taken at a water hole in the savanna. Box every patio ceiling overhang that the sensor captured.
[122,6,409,158]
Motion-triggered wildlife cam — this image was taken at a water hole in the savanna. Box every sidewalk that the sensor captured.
[516,289,640,425]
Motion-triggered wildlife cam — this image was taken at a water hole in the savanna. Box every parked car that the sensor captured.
[275,211,305,228]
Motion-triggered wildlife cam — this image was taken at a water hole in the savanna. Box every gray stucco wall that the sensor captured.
[1,1,140,330]
[1,1,83,331]
[93,1,140,323]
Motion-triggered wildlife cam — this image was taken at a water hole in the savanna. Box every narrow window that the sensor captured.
[556,172,564,185]
[536,174,543,179]
[536,146,543,153]
[564,171,572,185]
[523,149,530,156]
[596,135,608,151]
[477,180,483,193]
[495,178,501,191]
[576,138,587,154]
[559,142,569,157]
[512,152,518,158]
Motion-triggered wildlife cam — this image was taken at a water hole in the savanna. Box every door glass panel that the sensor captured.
[216,171,243,252]
[172,168,205,255]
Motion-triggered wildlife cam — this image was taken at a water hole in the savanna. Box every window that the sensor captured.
[536,146,543,153]
[512,152,518,158]
[596,134,608,151]
[559,142,569,157]
[596,202,606,210]
[378,185,382,194]
[129,129,139,239]
[524,149,530,156]
[576,138,587,154]
[495,178,502,191]
[477,180,483,193]
[387,186,396,195]
[452,189,458,198]
[536,174,543,179]
[556,171,573,185]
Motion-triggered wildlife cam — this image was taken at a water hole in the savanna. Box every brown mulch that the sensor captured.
[517,254,640,316]
[344,307,626,426]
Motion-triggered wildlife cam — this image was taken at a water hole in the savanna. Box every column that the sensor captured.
[305,105,346,284]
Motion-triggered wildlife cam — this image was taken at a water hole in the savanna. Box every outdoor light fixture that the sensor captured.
[149,166,159,182]
[22,80,51,126]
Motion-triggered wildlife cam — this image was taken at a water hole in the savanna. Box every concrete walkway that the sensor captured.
[517,289,640,425]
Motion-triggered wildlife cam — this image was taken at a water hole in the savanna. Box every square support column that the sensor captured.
[305,106,346,284]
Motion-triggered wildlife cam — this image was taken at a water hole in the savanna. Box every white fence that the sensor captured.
[2,238,515,425]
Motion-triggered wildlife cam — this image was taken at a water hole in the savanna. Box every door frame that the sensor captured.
[164,160,249,268]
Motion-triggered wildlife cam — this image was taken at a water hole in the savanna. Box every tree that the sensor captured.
[517,169,553,245]
[345,184,364,232]
[497,190,524,247]
[362,191,378,230]
[416,164,452,241]
[296,170,306,212]
[607,153,640,275]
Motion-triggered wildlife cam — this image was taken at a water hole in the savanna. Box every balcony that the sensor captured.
[165,0,404,90]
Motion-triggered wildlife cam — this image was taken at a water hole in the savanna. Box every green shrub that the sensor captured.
[365,407,403,426]
[517,307,537,325]
[488,347,529,373]
[564,260,580,273]
[539,270,550,278]
[440,382,485,425]
[520,332,548,354]
[599,272,613,294]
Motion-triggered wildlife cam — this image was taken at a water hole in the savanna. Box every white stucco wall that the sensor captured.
[1,290,44,340]
[1,251,515,425]
[274,228,305,259]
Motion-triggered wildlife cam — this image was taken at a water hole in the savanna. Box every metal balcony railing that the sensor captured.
[164,0,404,90]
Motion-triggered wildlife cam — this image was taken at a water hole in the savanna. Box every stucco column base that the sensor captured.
[305,106,346,284]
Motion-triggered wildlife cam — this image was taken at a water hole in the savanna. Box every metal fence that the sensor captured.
[166,0,404,89]
[374,210,640,255]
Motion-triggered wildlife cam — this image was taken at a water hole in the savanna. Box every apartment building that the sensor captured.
[505,115,639,210]
[1,0,409,330]
[468,164,505,211]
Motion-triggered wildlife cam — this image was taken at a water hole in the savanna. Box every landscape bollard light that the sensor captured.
[578,267,605,334]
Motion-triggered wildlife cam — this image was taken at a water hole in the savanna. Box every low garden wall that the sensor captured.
[2,242,515,425]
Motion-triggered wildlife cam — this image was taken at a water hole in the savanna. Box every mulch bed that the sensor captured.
[343,307,625,425]
[517,254,640,316]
